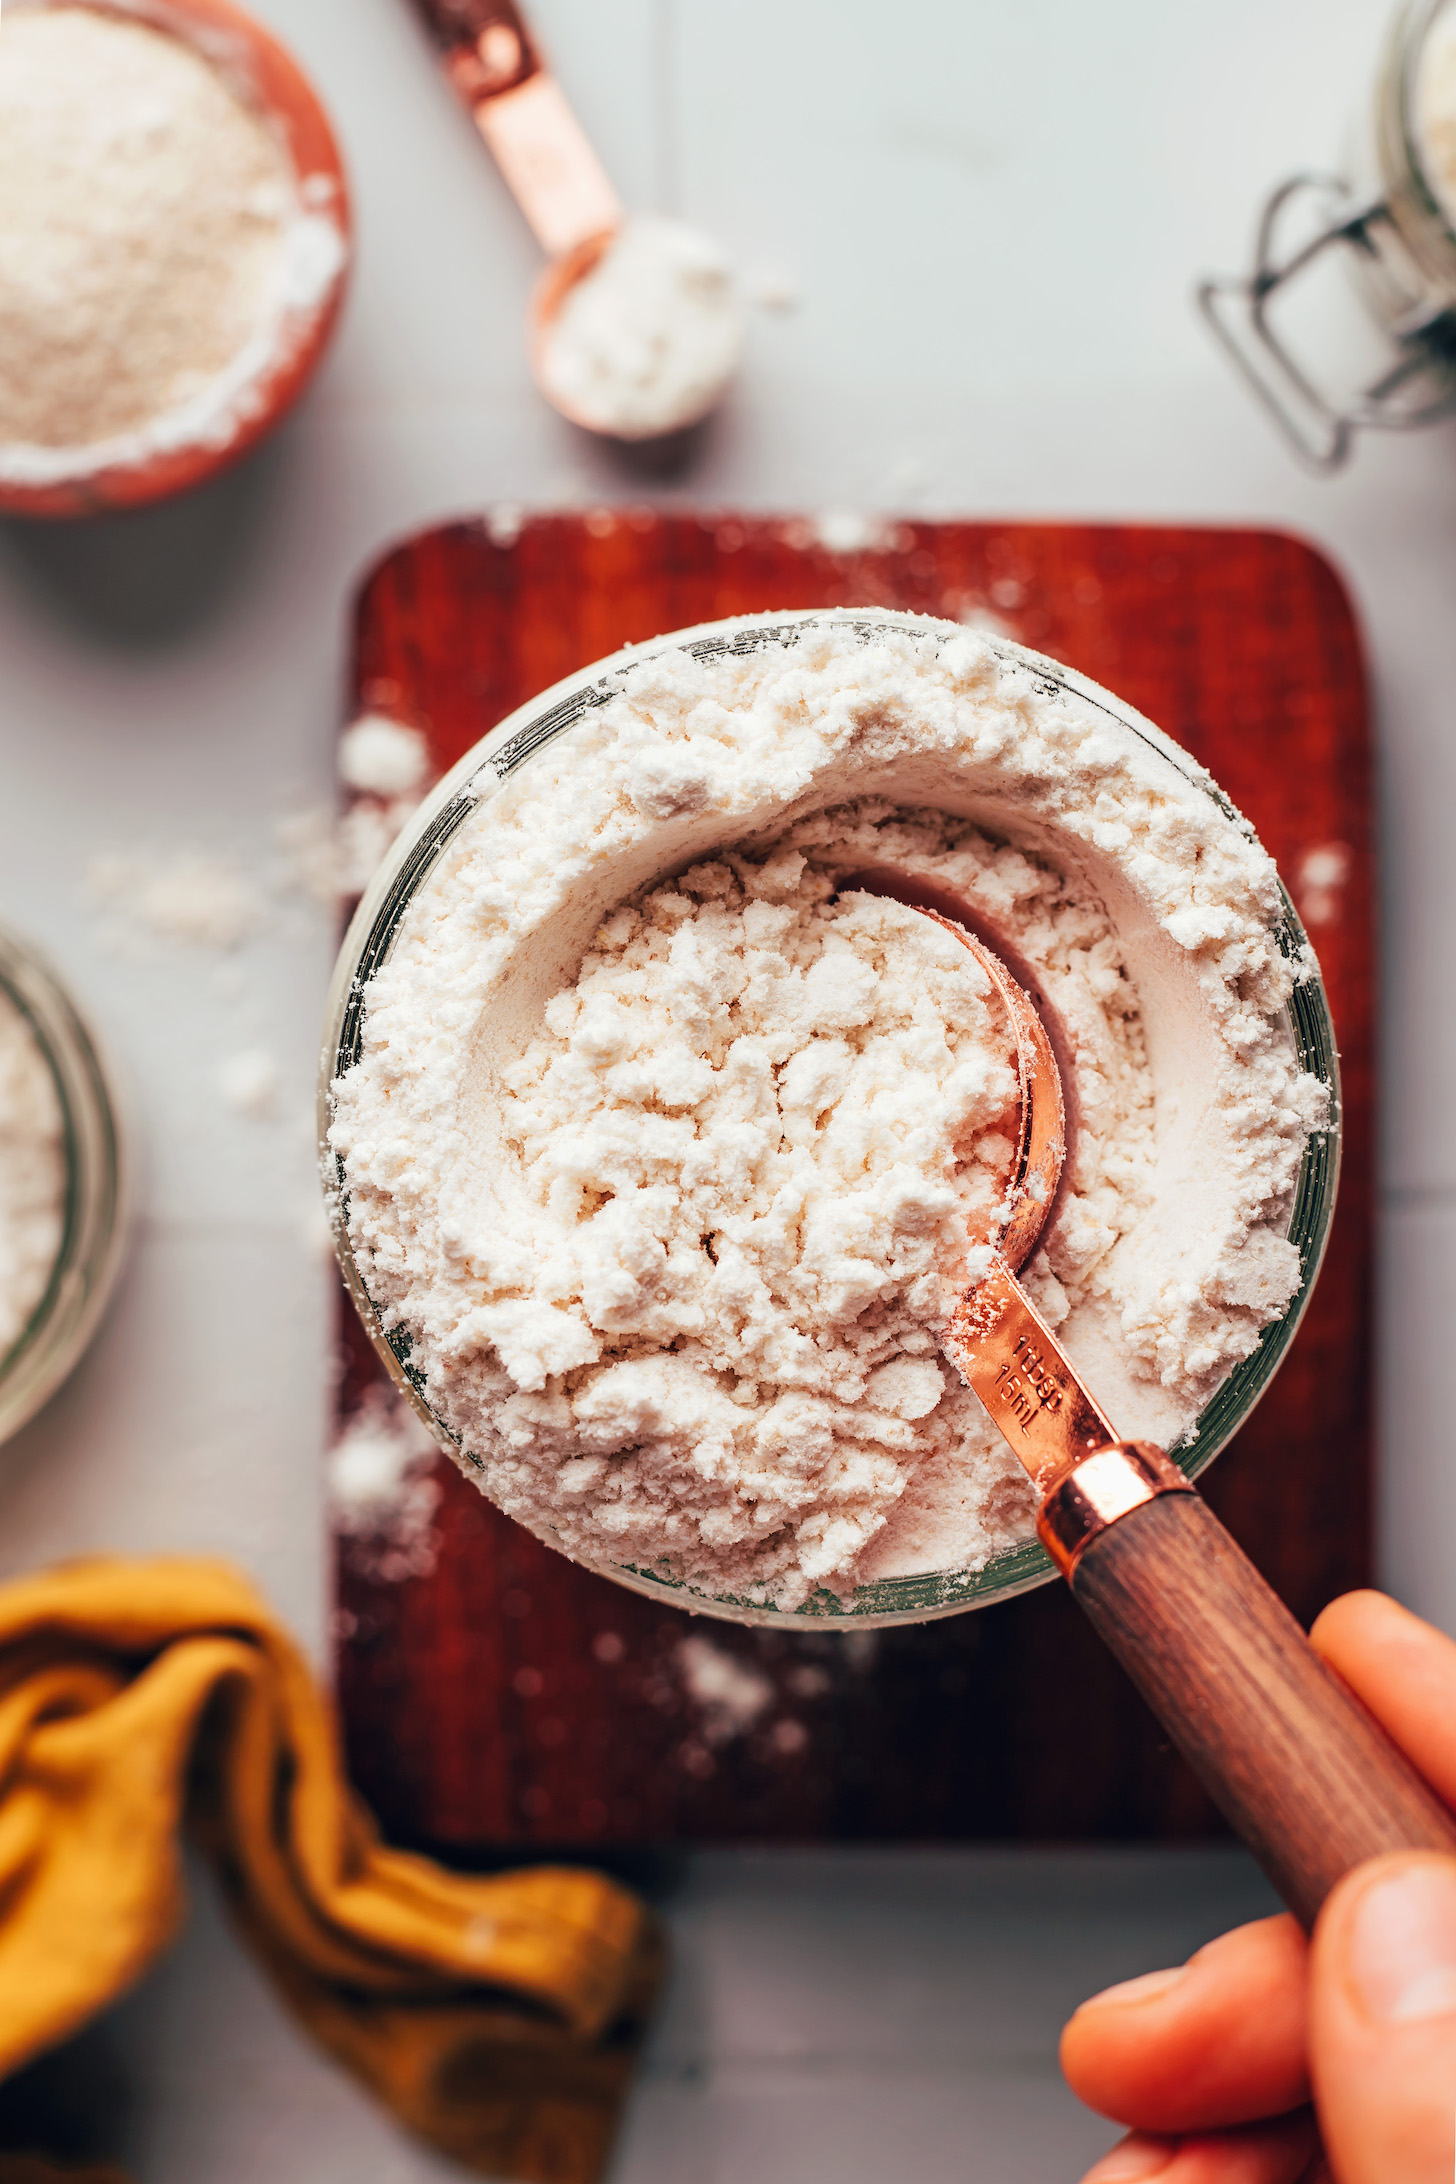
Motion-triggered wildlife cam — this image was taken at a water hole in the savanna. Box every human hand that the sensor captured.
[1061,1589,1456,2183]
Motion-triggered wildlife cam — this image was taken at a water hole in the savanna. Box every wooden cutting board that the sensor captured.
[335,514,1372,1853]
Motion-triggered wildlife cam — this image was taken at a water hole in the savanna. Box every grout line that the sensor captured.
[653,0,681,215]
[633,2053,1073,2085]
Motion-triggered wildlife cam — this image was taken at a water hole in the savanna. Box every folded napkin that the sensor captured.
[0,1558,660,2183]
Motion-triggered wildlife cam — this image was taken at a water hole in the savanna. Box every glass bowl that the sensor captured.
[320,611,1342,1629]
[0,924,128,1445]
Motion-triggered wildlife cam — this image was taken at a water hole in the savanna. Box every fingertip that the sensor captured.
[1316,1849,1456,2023]
[1079,2134,1176,2181]
[1061,1967,1190,2104]
[1061,1916,1309,2133]
[1310,1851,1456,2183]
[1308,1593,1456,1809]
[1069,1967,1190,2019]
[1310,1588,1416,1663]
[1079,2117,1321,2184]
[1187,1911,1306,1980]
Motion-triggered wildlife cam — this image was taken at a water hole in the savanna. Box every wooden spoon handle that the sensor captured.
[1061,1480,1456,1928]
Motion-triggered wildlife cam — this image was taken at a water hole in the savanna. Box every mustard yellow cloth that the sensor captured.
[0,1558,661,2183]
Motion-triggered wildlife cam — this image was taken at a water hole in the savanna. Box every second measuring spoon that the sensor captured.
[409,0,743,438]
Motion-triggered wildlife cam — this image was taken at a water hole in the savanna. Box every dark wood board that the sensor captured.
[335,514,1373,1852]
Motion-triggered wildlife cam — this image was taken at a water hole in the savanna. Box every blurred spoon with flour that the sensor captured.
[410,0,743,439]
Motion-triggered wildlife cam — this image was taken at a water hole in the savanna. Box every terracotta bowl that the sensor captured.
[0,0,352,519]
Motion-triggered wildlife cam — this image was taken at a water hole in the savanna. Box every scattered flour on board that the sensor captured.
[813,511,880,556]
[338,717,430,799]
[674,1636,774,1744]
[539,217,744,440]
[330,620,1329,1611]
[0,6,346,483]
[327,716,436,897]
[0,988,65,1356]
[329,1388,441,1582]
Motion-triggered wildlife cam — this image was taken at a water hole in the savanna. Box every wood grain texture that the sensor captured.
[336,514,1374,1851]
[1071,1491,1456,1928]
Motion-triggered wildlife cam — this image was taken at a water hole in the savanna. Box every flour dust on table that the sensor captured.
[330,621,1328,1609]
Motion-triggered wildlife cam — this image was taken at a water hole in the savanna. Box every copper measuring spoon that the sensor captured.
[850,871,1456,1930]
[410,0,732,435]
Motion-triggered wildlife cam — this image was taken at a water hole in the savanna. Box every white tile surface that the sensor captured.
[35,1848,1276,2184]
[0,0,1450,2173]
[1378,1200,1456,1619]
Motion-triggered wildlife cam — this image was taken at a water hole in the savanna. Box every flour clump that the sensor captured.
[479,860,1025,1600]
[539,217,743,440]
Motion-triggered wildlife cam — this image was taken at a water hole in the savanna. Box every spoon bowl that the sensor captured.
[411,0,740,439]
[527,230,619,431]
[840,872,1066,1275]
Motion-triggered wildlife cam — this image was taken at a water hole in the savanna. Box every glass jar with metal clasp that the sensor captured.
[1201,0,1456,470]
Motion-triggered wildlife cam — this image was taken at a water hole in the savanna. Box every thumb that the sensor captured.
[1309,1852,1456,2184]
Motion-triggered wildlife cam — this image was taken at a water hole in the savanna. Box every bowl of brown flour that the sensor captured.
[322,611,1340,1628]
[0,0,351,518]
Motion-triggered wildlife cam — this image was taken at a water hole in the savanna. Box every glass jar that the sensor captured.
[1201,0,1456,468]
[320,611,1342,1629]
[0,924,127,1446]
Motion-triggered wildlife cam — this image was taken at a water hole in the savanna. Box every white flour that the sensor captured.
[217,1047,279,1121]
[331,620,1328,1609]
[338,717,430,800]
[0,989,65,1358]
[1419,7,1456,231]
[330,716,437,899]
[329,1388,441,1583]
[86,847,263,953]
[539,217,743,440]
[83,714,434,970]
[675,1636,773,1744]
[0,6,345,483]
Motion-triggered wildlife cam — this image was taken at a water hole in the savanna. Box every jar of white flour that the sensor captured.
[1202,0,1456,469]
[321,611,1341,1629]
[0,924,125,1447]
